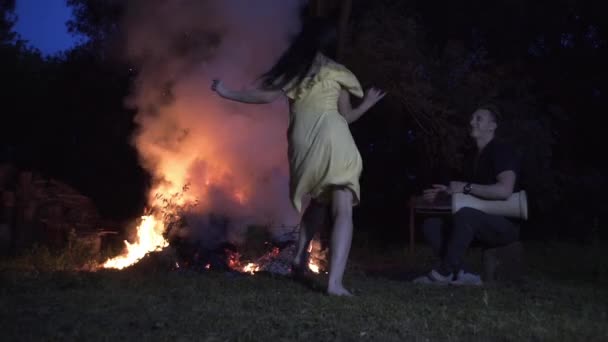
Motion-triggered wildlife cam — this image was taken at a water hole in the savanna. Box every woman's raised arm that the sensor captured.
[212,79,283,104]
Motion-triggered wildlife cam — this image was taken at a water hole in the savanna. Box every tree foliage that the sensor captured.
[0,0,16,42]
[66,0,124,54]
[346,0,607,238]
[1,0,145,220]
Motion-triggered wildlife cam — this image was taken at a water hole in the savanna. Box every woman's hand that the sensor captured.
[363,87,386,108]
[340,87,386,124]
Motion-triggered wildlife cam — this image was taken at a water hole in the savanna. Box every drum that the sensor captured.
[451,191,528,220]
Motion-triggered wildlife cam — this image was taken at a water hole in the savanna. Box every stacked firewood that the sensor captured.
[0,164,102,253]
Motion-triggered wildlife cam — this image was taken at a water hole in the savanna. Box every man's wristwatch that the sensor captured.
[463,183,472,195]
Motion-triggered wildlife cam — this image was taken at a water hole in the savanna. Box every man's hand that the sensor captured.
[423,184,449,203]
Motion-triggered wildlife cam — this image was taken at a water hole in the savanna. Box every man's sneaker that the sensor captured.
[450,270,483,286]
[413,269,453,285]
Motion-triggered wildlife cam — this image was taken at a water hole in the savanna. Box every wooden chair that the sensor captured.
[407,195,452,257]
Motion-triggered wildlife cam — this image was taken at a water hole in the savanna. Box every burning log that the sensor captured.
[112,229,328,278]
[170,236,238,272]
[256,244,294,275]
[165,217,327,275]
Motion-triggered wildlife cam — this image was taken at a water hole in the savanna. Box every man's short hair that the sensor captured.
[477,103,502,124]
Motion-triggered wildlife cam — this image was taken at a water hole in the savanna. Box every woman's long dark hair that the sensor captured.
[259,8,336,91]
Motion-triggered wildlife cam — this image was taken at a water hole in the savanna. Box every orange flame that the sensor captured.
[102,215,169,270]
[101,157,250,270]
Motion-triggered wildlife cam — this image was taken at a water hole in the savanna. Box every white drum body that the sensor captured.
[451,191,528,220]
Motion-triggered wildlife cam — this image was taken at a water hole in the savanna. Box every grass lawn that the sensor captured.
[1,242,607,341]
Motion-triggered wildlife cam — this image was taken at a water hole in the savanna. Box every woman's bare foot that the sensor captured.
[327,285,353,296]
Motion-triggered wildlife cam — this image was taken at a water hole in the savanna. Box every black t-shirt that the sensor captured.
[464,139,520,191]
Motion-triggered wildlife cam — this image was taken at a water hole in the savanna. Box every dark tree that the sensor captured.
[345,0,607,241]
[1,0,147,220]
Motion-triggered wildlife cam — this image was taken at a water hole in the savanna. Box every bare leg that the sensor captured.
[327,188,353,296]
[293,200,327,269]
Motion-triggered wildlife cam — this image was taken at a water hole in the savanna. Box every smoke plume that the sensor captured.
[123,0,305,247]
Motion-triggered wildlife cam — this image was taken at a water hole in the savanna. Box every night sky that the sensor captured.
[13,0,81,55]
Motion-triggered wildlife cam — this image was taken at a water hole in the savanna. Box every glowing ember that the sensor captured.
[242,263,260,274]
[224,249,260,274]
[308,260,320,273]
[226,250,241,269]
[307,239,326,274]
[102,215,169,270]
[225,242,326,275]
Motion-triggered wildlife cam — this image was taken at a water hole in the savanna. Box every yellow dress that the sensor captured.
[283,53,364,212]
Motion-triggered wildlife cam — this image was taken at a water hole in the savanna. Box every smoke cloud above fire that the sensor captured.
[122,0,305,247]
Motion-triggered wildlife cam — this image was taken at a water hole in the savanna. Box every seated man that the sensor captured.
[414,104,521,286]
